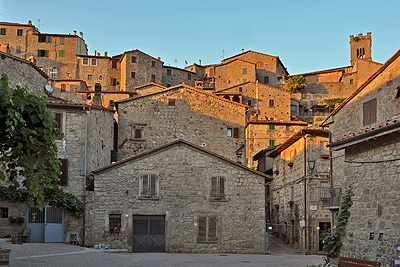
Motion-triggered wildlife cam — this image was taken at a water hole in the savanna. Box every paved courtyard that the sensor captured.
[0,239,324,267]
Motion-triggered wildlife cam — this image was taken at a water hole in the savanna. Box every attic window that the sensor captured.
[168,98,176,106]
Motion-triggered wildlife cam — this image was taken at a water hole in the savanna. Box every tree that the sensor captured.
[0,73,62,208]
[286,75,307,93]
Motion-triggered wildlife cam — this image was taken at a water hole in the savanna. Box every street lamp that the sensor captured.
[308,160,316,172]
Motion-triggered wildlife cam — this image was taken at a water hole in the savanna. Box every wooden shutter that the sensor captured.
[150,174,156,197]
[59,159,68,186]
[198,217,207,242]
[208,216,217,242]
[363,98,377,126]
[142,174,148,196]
[218,177,225,198]
[233,127,239,138]
[211,177,217,197]
[264,76,269,84]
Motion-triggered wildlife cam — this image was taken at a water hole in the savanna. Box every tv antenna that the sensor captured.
[80,32,84,38]
[221,49,226,60]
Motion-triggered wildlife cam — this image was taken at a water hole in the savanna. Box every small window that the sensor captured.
[363,98,377,126]
[109,214,121,229]
[16,46,21,54]
[54,112,63,139]
[247,100,252,106]
[350,79,353,85]
[112,61,117,68]
[239,87,243,92]
[140,174,158,198]
[167,69,171,76]
[99,76,102,81]
[167,84,171,88]
[83,58,88,65]
[242,79,247,83]
[227,128,232,137]
[188,73,191,80]
[290,105,297,114]
[91,59,97,66]
[37,50,49,57]
[58,50,65,57]
[0,28,6,35]
[131,56,136,63]
[264,76,269,84]
[269,99,275,107]
[60,37,65,44]
[52,67,58,79]
[210,176,225,200]
[0,208,8,218]
[151,74,156,83]
[134,128,142,139]
[61,84,66,92]
[197,216,217,243]
[269,124,275,130]
[168,99,176,106]
[59,158,68,186]
[269,139,275,146]
[111,78,117,86]
[233,127,239,138]
[131,72,136,79]
[38,35,49,43]
[88,75,92,80]
[277,77,283,83]
[242,68,247,74]
[17,29,23,36]
[286,125,290,131]
[152,61,156,67]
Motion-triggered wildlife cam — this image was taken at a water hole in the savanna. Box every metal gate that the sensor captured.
[133,216,165,252]
[26,206,64,243]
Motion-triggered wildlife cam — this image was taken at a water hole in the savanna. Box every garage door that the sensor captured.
[133,216,165,252]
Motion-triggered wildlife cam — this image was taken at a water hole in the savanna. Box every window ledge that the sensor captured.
[209,198,227,202]
[139,197,159,201]
[129,138,146,142]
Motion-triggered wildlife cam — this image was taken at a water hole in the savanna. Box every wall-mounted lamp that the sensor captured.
[308,160,316,172]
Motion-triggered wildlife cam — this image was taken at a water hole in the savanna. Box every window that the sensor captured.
[167,69,171,76]
[61,84,66,92]
[83,58,88,65]
[239,87,243,92]
[210,176,225,200]
[269,99,275,107]
[17,29,23,36]
[52,67,58,79]
[247,100,252,106]
[286,125,290,131]
[88,75,92,80]
[109,214,121,229]
[16,46,21,54]
[277,77,283,83]
[99,76,102,81]
[291,105,297,114]
[112,61,117,68]
[197,216,217,243]
[131,72,136,79]
[264,76,269,84]
[37,50,49,57]
[111,78,117,86]
[167,84,171,88]
[38,35,49,43]
[188,73,191,80]
[140,174,158,198]
[54,112,63,139]
[131,56,136,63]
[60,37,65,44]
[0,208,8,218]
[0,28,6,35]
[58,50,65,57]
[233,127,239,138]
[168,99,176,106]
[269,139,275,146]
[151,61,156,67]
[242,79,247,83]
[363,98,377,126]
[350,79,353,85]
[227,128,232,137]
[59,158,68,186]
[151,74,156,83]
[269,124,275,130]
[91,59,97,66]
[242,68,247,74]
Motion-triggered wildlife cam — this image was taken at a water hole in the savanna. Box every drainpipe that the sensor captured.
[82,105,88,247]
[328,130,334,233]
[303,135,307,254]
[244,108,248,166]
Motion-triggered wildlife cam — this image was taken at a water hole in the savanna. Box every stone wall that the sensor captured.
[117,86,246,164]
[214,60,256,90]
[162,66,199,87]
[86,142,266,254]
[0,199,28,238]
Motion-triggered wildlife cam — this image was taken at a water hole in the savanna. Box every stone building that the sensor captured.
[162,65,200,88]
[293,33,382,121]
[266,128,331,254]
[115,84,247,164]
[86,139,267,253]
[134,82,166,96]
[321,49,400,266]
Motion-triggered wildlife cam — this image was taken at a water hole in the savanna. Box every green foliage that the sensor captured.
[323,98,346,106]
[0,185,84,217]
[353,37,360,42]
[0,73,62,208]
[320,187,354,257]
[286,75,306,93]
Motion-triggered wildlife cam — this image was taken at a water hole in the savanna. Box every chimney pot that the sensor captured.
[242,49,244,53]
[97,53,100,56]
[104,51,107,57]
[158,57,161,61]
[28,20,32,25]
[74,31,77,35]
[199,60,201,65]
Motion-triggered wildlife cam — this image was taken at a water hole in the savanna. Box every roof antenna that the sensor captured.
[221,49,226,61]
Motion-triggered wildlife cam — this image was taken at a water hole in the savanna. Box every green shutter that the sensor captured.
[46,36,49,43]
[188,73,191,80]
[269,124,275,130]
[242,68,247,74]
[59,50,65,57]
[45,50,49,57]
[167,69,171,76]
[198,217,207,242]
[264,76,269,84]
[269,139,275,146]
[60,37,65,44]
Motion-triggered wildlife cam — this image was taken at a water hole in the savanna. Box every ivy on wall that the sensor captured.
[323,98,346,106]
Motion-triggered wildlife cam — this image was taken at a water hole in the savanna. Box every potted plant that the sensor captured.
[115,227,121,233]
[16,217,24,224]
[292,236,299,249]
[8,216,16,223]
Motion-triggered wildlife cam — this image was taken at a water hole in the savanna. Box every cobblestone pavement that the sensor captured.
[0,239,324,267]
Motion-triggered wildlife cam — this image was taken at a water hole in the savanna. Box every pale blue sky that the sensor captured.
[1,0,399,74]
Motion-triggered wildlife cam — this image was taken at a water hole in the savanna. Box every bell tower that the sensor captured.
[350,32,372,66]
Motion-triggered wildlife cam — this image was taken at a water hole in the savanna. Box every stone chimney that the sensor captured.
[28,20,32,25]
[109,100,115,110]
[97,53,100,56]
[73,31,76,35]
[104,51,107,57]
[158,57,161,61]
[242,49,244,53]
[27,56,36,65]
[0,43,10,54]
[199,60,201,65]
[92,83,102,106]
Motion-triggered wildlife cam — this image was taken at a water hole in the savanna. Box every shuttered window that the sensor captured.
[58,50,65,57]
[60,37,65,44]
[363,98,377,126]
[112,61,117,68]
[210,176,225,200]
[140,174,158,198]
[167,69,171,76]
[197,216,217,243]
[61,84,66,92]
[151,74,156,83]
[17,29,23,36]
[233,127,239,138]
[264,76,269,84]
[269,99,275,107]
[111,78,117,86]
[55,112,63,139]
[59,159,68,186]
[269,139,275,146]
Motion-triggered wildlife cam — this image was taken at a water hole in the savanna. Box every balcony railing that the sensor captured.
[319,187,341,207]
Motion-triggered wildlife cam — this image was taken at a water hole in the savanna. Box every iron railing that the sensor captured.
[319,187,341,207]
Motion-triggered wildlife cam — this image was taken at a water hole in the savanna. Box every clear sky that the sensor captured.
[1,0,400,74]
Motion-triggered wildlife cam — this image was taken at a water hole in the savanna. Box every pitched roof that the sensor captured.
[296,66,352,77]
[92,139,270,179]
[46,95,115,113]
[0,21,35,28]
[214,81,290,94]
[222,50,278,62]
[268,127,330,158]
[0,51,48,79]
[115,83,248,108]
[134,82,166,90]
[246,120,308,127]
[216,58,257,68]
[163,65,196,74]
[321,49,400,126]
[119,49,164,64]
